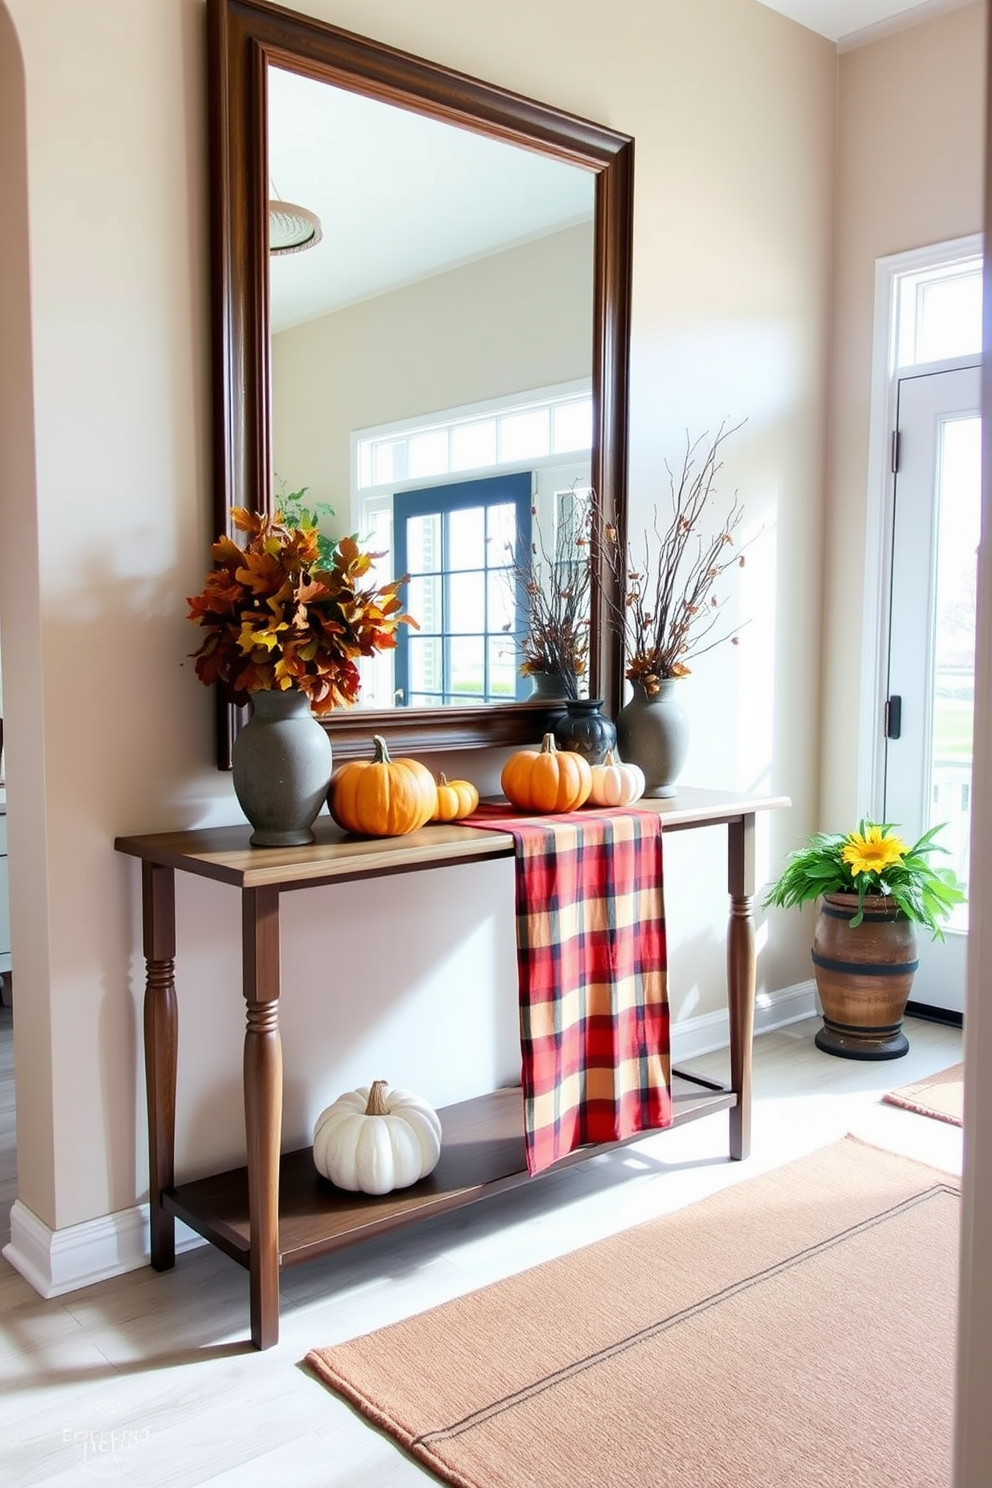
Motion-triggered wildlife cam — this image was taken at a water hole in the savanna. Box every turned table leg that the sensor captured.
[727,814,756,1161]
[142,862,177,1271]
[242,885,283,1350]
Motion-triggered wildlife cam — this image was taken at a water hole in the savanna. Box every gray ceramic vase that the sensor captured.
[528,671,574,704]
[232,688,333,847]
[614,678,689,798]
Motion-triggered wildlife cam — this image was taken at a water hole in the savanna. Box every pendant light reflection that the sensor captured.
[269,200,323,255]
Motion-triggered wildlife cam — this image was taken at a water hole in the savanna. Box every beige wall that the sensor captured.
[0,0,832,1236]
[619,1,835,1007]
[273,224,595,530]
[824,1,987,826]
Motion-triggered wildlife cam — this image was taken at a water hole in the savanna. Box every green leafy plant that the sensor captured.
[187,506,416,715]
[274,479,336,566]
[763,819,966,939]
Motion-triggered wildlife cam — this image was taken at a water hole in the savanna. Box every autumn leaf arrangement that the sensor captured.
[604,420,747,697]
[187,506,416,714]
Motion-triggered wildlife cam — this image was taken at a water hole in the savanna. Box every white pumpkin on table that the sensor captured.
[587,749,646,808]
[313,1080,442,1195]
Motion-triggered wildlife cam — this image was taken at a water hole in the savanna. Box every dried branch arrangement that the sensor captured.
[509,487,593,700]
[605,421,747,696]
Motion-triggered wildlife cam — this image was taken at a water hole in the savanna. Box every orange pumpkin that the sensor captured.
[432,773,480,823]
[500,733,592,813]
[328,735,437,837]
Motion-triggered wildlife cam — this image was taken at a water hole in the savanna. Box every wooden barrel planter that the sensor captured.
[811,892,918,1060]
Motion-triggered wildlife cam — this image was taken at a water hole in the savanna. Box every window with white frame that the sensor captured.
[893,253,982,369]
[392,473,531,707]
[355,383,593,493]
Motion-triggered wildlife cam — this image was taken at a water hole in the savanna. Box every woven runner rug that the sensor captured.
[306,1137,959,1488]
[883,1063,964,1126]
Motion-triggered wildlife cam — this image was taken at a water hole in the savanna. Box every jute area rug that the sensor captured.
[306,1137,959,1488]
[883,1063,964,1127]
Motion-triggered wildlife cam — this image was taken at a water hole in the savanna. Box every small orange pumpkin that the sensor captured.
[500,733,592,813]
[432,773,480,823]
[328,735,437,837]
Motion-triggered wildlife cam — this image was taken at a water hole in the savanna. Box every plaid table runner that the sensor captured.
[466,805,671,1175]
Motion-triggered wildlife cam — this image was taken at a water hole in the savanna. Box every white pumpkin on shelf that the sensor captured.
[587,749,646,808]
[313,1079,442,1195]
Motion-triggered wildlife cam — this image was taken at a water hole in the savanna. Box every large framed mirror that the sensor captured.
[207,0,633,764]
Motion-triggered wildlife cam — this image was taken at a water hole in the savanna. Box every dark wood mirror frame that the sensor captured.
[207,0,633,765]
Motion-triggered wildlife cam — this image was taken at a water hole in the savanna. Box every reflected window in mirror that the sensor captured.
[393,473,529,708]
[350,386,592,708]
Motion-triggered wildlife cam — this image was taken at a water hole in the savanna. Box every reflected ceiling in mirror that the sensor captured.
[267,67,595,330]
[207,0,633,762]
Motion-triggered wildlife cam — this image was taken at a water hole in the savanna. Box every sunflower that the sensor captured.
[764,818,965,938]
[841,824,907,879]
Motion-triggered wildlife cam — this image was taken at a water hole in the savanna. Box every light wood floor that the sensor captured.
[0,1005,963,1487]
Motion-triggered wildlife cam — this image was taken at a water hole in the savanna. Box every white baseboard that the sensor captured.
[4,983,816,1300]
[2,1200,204,1299]
[671,979,817,1062]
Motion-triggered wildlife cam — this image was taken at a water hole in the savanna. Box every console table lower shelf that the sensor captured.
[166,1075,735,1270]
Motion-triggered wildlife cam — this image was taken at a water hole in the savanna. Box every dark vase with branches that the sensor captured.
[507,487,616,762]
[502,489,616,762]
[605,421,747,796]
[509,487,593,703]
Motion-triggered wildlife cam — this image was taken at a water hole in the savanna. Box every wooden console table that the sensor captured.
[115,786,788,1350]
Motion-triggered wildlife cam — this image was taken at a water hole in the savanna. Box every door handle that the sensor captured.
[885,695,902,740]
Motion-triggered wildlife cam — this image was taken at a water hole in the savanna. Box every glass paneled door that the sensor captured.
[884,363,980,1015]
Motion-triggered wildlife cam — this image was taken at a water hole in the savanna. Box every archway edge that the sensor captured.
[0,0,58,1233]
